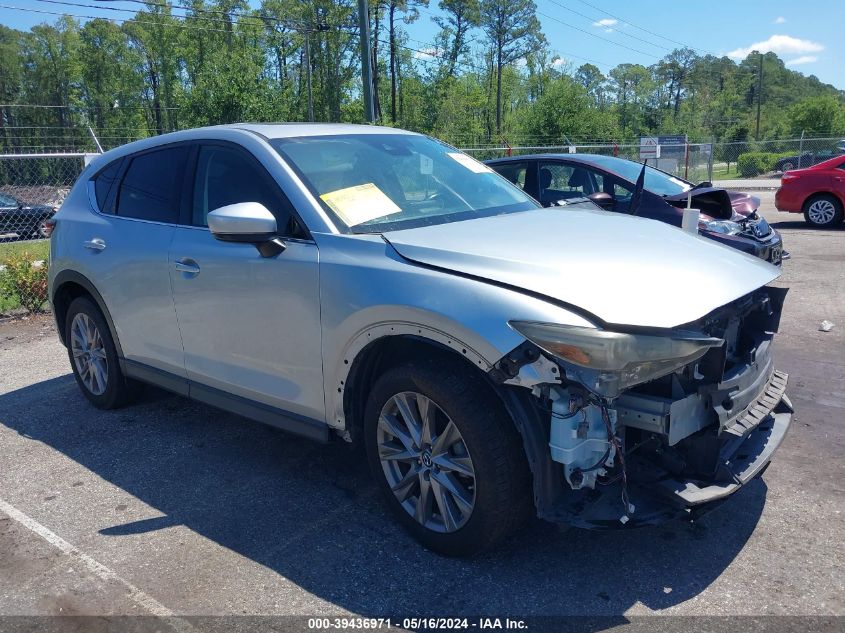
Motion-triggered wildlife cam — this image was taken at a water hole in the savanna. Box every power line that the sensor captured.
[0,103,182,110]
[541,0,673,53]
[535,8,662,60]
[571,0,717,56]
[37,0,328,32]
[92,0,332,31]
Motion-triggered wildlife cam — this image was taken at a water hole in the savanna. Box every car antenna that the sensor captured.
[629,160,646,215]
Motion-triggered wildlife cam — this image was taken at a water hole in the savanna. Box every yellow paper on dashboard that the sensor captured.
[320,183,401,226]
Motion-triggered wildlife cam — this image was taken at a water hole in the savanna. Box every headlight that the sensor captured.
[509,321,723,397]
[699,219,742,235]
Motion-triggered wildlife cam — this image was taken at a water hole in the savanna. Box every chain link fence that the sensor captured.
[0,153,89,317]
[461,136,845,182]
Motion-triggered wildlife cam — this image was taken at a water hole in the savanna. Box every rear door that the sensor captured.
[168,141,324,421]
[82,144,188,378]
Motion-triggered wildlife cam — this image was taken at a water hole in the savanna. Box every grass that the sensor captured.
[0,239,50,262]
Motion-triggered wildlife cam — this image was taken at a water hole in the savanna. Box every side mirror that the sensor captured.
[587,192,614,210]
[208,202,285,257]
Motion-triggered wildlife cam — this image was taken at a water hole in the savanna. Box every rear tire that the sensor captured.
[65,297,141,409]
[803,194,843,227]
[364,358,531,556]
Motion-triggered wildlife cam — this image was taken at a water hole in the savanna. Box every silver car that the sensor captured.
[48,124,793,556]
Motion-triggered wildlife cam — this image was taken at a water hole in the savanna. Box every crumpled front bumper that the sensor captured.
[542,370,793,529]
[655,371,792,507]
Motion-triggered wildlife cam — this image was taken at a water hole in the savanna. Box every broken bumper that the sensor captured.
[543,371,793,529]
[656,372,792,507]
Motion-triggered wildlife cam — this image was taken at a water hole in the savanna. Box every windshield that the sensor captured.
[271,134,538,233]
[580,155,692,197]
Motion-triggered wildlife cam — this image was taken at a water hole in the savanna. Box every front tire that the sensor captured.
[65,297,140,409]
[803,194,843,227]
[364,359,531,556]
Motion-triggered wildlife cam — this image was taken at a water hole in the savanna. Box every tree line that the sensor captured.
[1,0,845,152]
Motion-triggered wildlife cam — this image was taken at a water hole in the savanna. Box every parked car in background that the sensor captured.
[49,124,792,555]
[774,141,845,173]
[775,154,845,227]
[486,154,785,265]
[0,192,57,240]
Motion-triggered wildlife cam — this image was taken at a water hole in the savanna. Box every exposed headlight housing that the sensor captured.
[699,219,743,235]
[509,321,723,397]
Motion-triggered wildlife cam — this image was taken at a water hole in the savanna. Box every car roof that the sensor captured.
[486,153,626,170]
[222,122,419,139]
[84,123,421,173]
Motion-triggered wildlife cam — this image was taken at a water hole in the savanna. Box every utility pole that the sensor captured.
[755,53,763,141]
[305,31,314,122]
[357,0,375,122]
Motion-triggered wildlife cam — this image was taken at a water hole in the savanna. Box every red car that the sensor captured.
[775,155,845,227]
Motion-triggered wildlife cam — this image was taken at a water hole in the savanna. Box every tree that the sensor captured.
[480,0,544,135]
[575,63,607,109]
[788,95,845,136]
[387,0,429,123]
[522,75,618,143]
[435,0,480,78]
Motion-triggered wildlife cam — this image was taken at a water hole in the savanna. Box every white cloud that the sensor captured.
[727,34,824,59]
[552,58,566,67]
[593,18,617,28]
[786,55,818,66]
[413,47,438,61]
[774,16,786,24]
[604,28,615,33]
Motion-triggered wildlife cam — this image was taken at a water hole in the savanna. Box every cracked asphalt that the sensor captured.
[0,194,843,627]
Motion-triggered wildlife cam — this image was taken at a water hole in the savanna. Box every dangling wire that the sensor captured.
[596,398,631,515]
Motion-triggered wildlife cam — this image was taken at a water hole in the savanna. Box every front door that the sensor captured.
[168,143,324,421]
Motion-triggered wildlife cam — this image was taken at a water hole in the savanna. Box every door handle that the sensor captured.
[83,238,106,251]
[174,257,200,275]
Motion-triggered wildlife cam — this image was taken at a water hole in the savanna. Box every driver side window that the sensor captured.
[192,145,303,237]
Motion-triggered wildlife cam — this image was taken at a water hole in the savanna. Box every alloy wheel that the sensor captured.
[376,391,476,533]
[808,199,837,225]
[70,313,108,395]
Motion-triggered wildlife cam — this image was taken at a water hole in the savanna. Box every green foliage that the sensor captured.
[520,76,619,142]
[0,251,49,314]
[788,95,845,136]
[1,1,844,153]
[736,151,797,177]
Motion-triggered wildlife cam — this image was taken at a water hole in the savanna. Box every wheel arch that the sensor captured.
[341,331,559,516]
[51,270,123,357]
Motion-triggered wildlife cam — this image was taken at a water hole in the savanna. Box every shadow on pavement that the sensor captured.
[769,218,845,231]
[0,375,767,616]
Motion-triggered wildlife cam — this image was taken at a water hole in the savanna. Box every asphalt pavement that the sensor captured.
[0,193,842,628]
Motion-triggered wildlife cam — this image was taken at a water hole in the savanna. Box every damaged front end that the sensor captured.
[493,286,793,528]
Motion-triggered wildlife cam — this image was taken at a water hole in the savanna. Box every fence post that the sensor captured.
[707,137,715,183]
[797,131,805,169]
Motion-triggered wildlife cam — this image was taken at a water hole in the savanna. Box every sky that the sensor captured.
[2,0,844,90]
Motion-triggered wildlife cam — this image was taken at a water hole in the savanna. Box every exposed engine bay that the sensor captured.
[494,285,793,528]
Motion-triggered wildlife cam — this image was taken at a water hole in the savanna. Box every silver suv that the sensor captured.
[49,124,793,556]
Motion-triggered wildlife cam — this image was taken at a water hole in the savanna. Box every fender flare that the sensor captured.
[51,269,124,358]
[329,321,493,431]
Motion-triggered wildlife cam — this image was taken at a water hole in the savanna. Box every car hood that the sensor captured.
[726,190,760,217]
[382,207,780,329]
[662,187,759,220]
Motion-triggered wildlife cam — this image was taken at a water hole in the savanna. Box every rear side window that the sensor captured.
[115,146,187,222]
[92,160,121,213]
